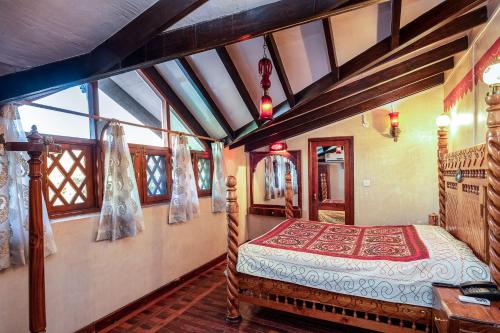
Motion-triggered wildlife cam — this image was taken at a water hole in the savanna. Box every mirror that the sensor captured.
[249,151,301,217]
[317,145,346,224]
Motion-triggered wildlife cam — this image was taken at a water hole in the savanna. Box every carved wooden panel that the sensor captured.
[443,144,489,263]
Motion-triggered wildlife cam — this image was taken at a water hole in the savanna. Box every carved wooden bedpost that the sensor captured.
[285,171,294,219]
[486,90,500,286]
[437,126,448,228]
[4,126,60,333]
[225,176,241,323]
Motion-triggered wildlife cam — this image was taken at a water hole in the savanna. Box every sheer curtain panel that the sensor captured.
[169,135,199,223]
[0,104,56,270]
[96,122,144,241]
[211,141,225,213]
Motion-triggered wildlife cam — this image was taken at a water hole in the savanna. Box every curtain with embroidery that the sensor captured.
[211,141,225,213]
[96,122,144,241]
[0,105,57,270]
[169,135,199,223]
[276,155,286,197]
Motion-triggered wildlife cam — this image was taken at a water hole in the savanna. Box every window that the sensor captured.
[43,140,96,217]
[192,152,212,196]
[19,85,91,138]
[146,155,168,197]
[169,107,205,151]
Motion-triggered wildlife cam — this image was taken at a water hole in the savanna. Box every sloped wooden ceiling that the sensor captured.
[0,0,492,151]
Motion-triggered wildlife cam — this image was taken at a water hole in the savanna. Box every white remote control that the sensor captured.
[458,295,490,306]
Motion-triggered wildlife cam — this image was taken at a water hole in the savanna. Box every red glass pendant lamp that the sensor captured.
[259,40,273,120]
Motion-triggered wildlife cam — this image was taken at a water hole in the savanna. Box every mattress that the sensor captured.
[237,219,490,307]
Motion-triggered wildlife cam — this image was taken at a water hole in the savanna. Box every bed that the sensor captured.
[224,139,499,332]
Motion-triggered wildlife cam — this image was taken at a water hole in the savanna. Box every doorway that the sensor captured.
[308,137,354,224]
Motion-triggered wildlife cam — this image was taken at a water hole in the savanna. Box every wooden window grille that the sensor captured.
[43,139,97,217]
[192,151,212,197]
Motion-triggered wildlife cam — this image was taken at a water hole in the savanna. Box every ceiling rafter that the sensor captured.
[265,34,295,107]
[140,67,210,148]
[245,73,445,151]
[322,18,339,78]
[230,36,468,148]
[216,47,261,124]
[0,0,208,103]
[0,0,391,104]
[390,0,403,49]
[176,57,235,140]
[269,4,487,117]
[232,56,454,149]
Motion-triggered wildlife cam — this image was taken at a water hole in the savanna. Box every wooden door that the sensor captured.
[309,137,354,224]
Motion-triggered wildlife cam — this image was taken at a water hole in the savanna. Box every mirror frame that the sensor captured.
[249,150,302,218]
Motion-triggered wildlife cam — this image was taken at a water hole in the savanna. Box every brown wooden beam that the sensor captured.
[291,2,486,108]
[230,37,467,148]
[0,0,208,103]
[322,18,339,78]
[0,0,390,104]
[390,0,402,49]
[177,58,235,140]
[140,67,210,140]
[265,34,295,107]
[244,73,444,151]
[216,47,261,123]
[233,58,453,149]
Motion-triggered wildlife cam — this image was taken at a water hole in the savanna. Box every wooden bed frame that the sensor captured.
[223,92,500,332]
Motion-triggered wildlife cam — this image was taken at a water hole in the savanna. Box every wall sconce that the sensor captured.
[269,141,287,152]
[388,105,401,142]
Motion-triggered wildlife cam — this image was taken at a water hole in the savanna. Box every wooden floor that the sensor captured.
[100,261,375,333]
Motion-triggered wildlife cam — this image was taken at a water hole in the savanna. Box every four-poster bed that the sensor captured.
[222,93,500,332]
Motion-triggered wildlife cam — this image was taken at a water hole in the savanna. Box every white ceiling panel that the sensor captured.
[155,61,227,139]
[110,71,162,120]
[168,0,280,31]
[226,36,287,109]
[0,0,157,70]
[401,0,445,27]
[330,2,391,66]
[273,20,330,93]
[188,50,253,130]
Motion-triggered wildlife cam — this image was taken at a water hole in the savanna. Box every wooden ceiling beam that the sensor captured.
[140,67,210,140]
[216,47,261,124]
[291,2,486,109]
[230,36,466,148]
[237,58,453,148]
[244,73,444,151]
[390,0,402,49]
[176,58,235,140]
[265,34,295,107]
[0,0,207,103]
[322,18,339,78]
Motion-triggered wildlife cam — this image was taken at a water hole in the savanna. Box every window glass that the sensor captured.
[169,107,205,151]
[197,158,211,191]
[146,155,167,197]
[18,85,90,138]
[98,88,165,147]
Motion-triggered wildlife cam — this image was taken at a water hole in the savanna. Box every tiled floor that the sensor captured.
[100,262,373,332]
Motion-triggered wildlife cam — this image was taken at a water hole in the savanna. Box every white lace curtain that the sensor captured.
[0,104,57,270]
[169,135,199,223]
[96,122,144,241]
[211,141,225,213]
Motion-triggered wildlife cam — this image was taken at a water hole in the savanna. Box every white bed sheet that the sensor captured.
[237,224,490,307]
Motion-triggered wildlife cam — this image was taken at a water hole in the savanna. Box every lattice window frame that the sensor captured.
[43,138,97,218]
[192,151,213,197]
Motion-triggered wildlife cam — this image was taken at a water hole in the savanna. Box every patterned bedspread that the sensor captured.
[237,219,490,307]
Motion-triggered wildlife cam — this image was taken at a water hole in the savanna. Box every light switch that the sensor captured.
[363,179,371,187]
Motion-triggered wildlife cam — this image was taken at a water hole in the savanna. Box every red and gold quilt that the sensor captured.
[251,219,429,262]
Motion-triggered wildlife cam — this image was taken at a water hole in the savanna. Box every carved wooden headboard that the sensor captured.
[443,144,489,263]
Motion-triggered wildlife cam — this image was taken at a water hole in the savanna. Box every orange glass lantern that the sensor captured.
[259,94,273,120]
[388,110,401,142]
